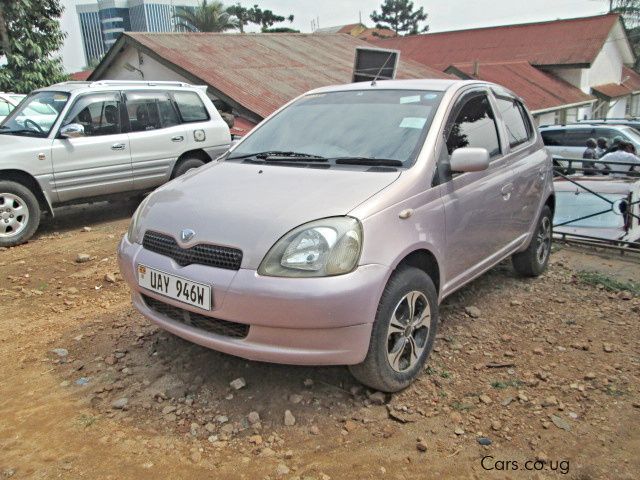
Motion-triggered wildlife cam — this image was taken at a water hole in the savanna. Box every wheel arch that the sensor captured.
[545,193,555,214]
[391,248,441,297]
[0,169,53,215]
[171,149,212,178]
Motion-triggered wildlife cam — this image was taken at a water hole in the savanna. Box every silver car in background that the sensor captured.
[119,79,555,392]
[0,80,231,247]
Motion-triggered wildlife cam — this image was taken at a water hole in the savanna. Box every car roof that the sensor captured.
[539,123,634,130]
[34,81,207,94]
[304,78,518,97]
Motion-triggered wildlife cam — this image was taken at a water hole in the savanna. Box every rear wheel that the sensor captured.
[173,157,205,178]
[512,205,552,277]
[0,181,41,247]
[349,266,439,392]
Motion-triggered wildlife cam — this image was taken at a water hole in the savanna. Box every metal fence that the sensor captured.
[551,157,640,254]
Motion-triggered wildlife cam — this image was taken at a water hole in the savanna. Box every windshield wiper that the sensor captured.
[331,157,404,167]
[227,151,326,161]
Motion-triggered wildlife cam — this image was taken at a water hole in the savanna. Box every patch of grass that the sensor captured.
[440,370,452,379]
[604,384,626,397]
[425,366,437,376]
[451,402,473,411]
[576,271,640,295]
[37,282,48,290]
[491,379,523,389]
[74,414,97,428]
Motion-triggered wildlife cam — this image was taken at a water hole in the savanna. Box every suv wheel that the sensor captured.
[173,157,205,178]
[0,181,41,247]
[349,266,439,392]
[512,205,552,277]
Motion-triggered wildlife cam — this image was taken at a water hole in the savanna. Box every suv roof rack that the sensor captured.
[88,80,193,88]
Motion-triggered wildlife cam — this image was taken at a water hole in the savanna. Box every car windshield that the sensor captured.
[228,89,444,167]
[622,127,640,145]
[0,91,69,137]
[554,191,626,229]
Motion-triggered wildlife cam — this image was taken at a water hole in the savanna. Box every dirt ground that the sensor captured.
[0,201,638,480]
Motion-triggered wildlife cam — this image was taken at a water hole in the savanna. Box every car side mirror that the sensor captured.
[450,147,490,173]
[59,123,85,139]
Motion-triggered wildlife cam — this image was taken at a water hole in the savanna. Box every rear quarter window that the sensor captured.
[541,130,564,146]
[173,91,210,123]
[496,97,532,148]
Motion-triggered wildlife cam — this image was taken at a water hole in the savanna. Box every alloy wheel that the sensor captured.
[0,192,30,238]
[536,216,552,265]
[386,291,431,372]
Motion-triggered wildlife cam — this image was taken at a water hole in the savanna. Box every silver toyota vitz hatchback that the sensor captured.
[118,79,555,392]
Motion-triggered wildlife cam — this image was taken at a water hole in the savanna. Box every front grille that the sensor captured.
[142,294,249,339]
[143,231,242,270]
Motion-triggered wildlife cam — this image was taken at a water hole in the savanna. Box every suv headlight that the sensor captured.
[258,217,363,277]
[126,195,151,244]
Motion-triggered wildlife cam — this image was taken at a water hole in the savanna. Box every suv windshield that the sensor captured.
[0,91,69,137]
[228,89,444,167]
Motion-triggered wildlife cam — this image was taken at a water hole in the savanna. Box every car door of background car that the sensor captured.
[493,94,547,239]
[123,90,187,191]
[50,91,133,203]
[437,89,519,293]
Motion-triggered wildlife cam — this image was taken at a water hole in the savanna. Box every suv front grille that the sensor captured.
[143,231,242,270]
[142,294,249,339]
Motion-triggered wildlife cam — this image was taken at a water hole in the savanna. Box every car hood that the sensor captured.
[0,132,50,152]
[141,161,401,269]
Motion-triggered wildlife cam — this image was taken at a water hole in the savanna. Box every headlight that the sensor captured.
[258,217,363,277]
[127,195,151,244]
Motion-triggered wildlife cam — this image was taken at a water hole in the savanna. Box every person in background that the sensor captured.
[603,136,624,155]
[582,138,598,175]
[595,137,608,158]
[599,141,640,177]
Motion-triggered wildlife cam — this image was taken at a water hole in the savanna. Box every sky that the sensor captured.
[59,0,614,72]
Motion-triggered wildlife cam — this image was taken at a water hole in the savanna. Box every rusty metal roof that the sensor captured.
[372,14,624,68]
[93,33,449,120]
[446,61,595,112]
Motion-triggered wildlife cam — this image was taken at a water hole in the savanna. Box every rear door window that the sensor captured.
[125,91,180,132]
[446,93,501,158]
[496,97,532,148]
[564,129,595,147]
[0,100,11,116]
[172,91,209,122]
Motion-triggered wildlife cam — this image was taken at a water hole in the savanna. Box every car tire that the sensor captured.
[173,157,205,178]
[0,181,41,247]
[512,205,553,277]
[349,266,439,393]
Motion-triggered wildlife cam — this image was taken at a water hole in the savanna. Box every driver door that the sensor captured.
[50,92,133,203]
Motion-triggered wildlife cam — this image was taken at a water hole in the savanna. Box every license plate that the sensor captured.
[137,264,211,310]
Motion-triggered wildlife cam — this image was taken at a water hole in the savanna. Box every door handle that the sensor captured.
[111,143,126,151]
[501,183,513,200]
[171,135,184,142]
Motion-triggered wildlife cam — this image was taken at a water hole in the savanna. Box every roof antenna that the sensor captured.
[371,52,395,86]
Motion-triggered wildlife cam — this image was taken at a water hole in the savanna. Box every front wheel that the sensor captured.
[0,181,41,247]
[512,205,553,277]
[172,157,205,178]
[349,266,439,392]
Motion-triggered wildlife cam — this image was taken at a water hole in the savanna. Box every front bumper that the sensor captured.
[117,236,389,365]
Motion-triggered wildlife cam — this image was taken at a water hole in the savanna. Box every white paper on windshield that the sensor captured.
[399,117,427,129]
[400,95,421,104]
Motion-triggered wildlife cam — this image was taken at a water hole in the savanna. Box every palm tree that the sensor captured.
[174,0,238,33]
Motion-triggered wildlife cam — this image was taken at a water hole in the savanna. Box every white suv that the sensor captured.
[0,80,231,246]
[540,123,640,159]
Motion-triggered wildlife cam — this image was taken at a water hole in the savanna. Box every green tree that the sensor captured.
[0,0,68,94]
[174,0,238,32]
[226,3,294,32]
[226,3,251,32]
[370,0,429,35]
